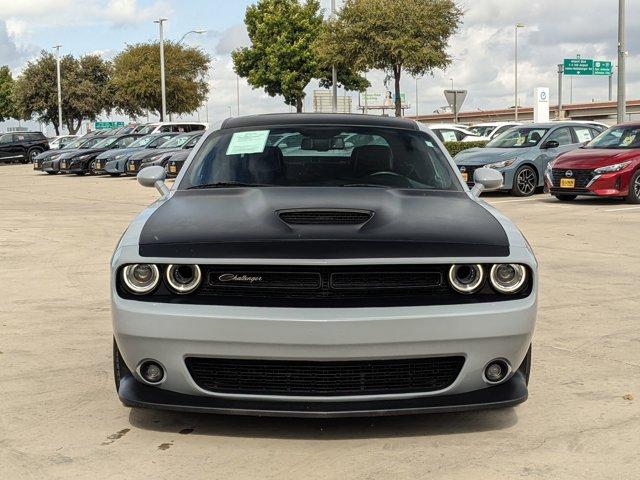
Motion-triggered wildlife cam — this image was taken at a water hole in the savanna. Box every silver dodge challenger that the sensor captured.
[111,114,537,417]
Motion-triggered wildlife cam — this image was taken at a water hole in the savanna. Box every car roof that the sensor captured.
[515,122,585,128]
[221,113,419,131]
[471,122,520,127]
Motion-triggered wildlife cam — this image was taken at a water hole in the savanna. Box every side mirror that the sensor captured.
[470,167,503,197]
[541,140,559,149]
[138,165,170,196]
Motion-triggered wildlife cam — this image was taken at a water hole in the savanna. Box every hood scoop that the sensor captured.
[277,209,373,226]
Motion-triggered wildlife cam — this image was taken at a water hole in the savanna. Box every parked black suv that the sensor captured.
[0,132,49,163]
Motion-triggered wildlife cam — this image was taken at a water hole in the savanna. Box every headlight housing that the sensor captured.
[489,264,527,294]
[165,264,202,294]
[448,264,484,294]
[122,264,160,294]
[485,159,515,169]
[594,161,631,174]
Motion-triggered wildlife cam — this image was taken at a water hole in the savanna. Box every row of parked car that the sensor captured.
[451,120,640,203]
[32,121,207,178]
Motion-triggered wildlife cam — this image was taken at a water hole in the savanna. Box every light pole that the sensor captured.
[415,77,419,117]
[154,18,168,121]
[514,23,524,120]
[449,77,454,90]
[177,29,206,45]
[53,45,63,134]
[617,0,626,123]
[331,0,337,113]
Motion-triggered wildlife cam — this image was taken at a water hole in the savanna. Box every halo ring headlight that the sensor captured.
[490,264,527,294]
[122,264,160,294]
[166,264,202,294]
[448,264,484,294]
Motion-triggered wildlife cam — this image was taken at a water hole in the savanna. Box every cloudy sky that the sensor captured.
[0,0,638,130]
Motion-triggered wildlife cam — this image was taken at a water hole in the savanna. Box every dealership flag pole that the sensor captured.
[617,0,626,122]
[53,45,63,134]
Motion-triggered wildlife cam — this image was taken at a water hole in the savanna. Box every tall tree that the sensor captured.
[13,52,112,134]
[111,42,210,120]
[0,66,17,121]
[318,0,463,117]
[233,0,368,113]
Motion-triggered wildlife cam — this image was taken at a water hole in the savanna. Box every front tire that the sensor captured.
[26,148,42,164]
[510,165,538,196]
[554,194,577,202]
[626,170,640,204]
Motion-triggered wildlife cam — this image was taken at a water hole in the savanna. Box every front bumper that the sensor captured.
[113,288,536,415]
[545,168,631,197]
[118,368,528,417]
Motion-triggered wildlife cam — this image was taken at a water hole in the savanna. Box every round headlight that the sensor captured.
[490,264,527,294]
[122,264,160,294]
[448,264,484,294]
[166,264,202,294]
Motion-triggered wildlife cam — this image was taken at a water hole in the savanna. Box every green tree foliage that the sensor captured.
[444,140,488,157]
[111,42,210,120]
[233,0,369,113]
[319,0,463,117]
[13,52,112,134]
[0,66,17,121]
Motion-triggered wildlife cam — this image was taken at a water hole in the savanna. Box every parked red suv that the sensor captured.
[545,123,640,203]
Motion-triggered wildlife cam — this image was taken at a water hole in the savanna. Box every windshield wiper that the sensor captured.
[188,181,271,189]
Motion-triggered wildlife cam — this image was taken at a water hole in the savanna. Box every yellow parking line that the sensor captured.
[603,205,640,212]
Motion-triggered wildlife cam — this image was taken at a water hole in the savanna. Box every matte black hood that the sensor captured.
[138,188,509,259]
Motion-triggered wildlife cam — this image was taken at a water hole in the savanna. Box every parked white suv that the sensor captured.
[463,122,522,142]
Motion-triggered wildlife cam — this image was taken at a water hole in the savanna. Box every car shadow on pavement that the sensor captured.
[128,406,518,440]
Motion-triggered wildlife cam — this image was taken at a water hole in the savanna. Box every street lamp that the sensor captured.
[177,29,206,45]
[617,0,626,122]
[154,18,168,121]
[53,45,63,134]
[514,23,524,121]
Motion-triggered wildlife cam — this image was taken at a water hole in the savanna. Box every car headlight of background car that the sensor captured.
[594,161,631,174]
[485,159,515,169]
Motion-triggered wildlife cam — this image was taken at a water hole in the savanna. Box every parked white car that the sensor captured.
[463,122,522,142]
[48,135,79,150]
[427,123,479,142]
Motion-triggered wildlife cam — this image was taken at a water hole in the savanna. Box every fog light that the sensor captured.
[483,360,510,384]
[139,361,164,384]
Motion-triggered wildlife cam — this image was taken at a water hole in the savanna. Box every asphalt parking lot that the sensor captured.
[1,163,639,479]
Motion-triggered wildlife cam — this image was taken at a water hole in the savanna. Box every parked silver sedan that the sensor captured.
[454,122,602,196]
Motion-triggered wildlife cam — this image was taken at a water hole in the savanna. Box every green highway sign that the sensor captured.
[563,58,593,75]
[94,121,125,129]
[593,61,613,76]
[563,58,613,76]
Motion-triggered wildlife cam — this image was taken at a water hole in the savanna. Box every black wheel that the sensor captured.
[554,194,577,202]
[45,171,57,175]
[518,344,532,386]
[626,170,640,204]
[88,162,97,175]
[26,148,42,164]
[113,338,131,391]
[510,165,538,196]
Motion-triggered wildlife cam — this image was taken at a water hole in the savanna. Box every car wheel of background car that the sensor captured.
[518,344,532,386]
[113,337,131,391]
[554,194,577,202]
[511,165,538,197]
[625,170,640,204]
[88,161,97,175]
[26,148,42,164]
[45,171,57,175]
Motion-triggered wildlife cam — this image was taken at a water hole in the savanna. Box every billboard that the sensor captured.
[362,92,407,108]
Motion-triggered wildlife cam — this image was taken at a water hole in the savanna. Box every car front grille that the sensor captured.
[551,168,595,188]
[185,356,465,396]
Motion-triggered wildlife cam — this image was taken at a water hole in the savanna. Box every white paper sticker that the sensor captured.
[575,128,592,143]
[226,130,270,155]
[442,131,457,142]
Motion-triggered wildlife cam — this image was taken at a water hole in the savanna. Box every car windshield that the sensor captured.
[179,126,461,191]
[160,134,193,148]
[469,126,495,136]
[129,136,155,148]
[63,138,84,149]
[486,128,549,148]
[93,136,117,148]
[136,125,157,135]
[0,133,12,143]
[184,135,202,148]
[586,126,640,149]
[79,137,103,148]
